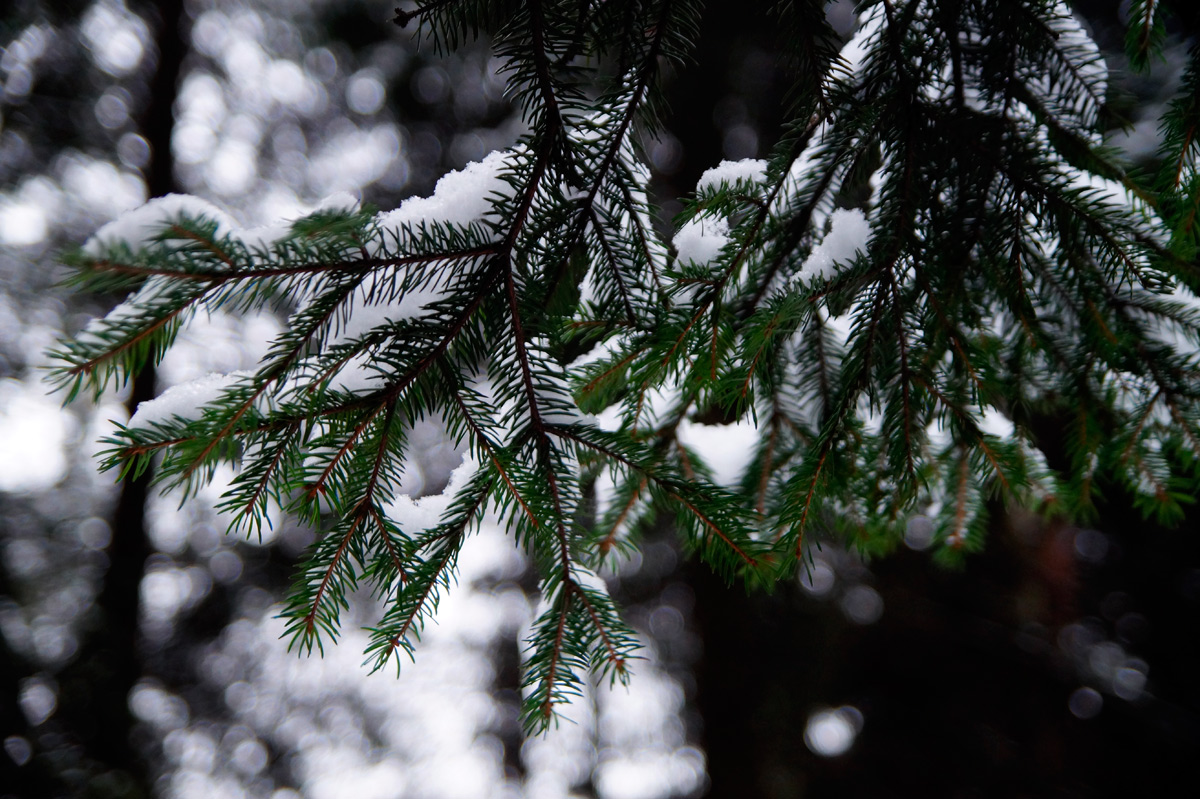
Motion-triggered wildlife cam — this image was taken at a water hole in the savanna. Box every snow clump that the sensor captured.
[800,208,871,281]
[129,370,251,428]
[328,150,516,347]
[83,193,238,256]
[373,149,512,238]
[696,158,768,192]
[673,217,729,267]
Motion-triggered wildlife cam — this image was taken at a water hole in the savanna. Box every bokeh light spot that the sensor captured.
[1074,528,1108,563]
[840,584,884,625]
[804,706,862,757]
[0,379,72,491]
[18,676,57,726]
[1112,666,1147,701]
[81,3,147,76]
[905,514,935,550]
[118,132,152,169]
[413,66,449,104]
[799,558,836,597]
[0,201,47,246]
[95,88,131,129]
[347,70,386,115]
[1069,687,1103,719]
[4,736,32,767]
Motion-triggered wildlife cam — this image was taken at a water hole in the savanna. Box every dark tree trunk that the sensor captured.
[46,3,188,796]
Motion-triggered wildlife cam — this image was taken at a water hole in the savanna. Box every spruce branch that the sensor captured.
[49,0,1200,733]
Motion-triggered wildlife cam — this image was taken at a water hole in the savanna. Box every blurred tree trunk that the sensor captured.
[47,3,187,796]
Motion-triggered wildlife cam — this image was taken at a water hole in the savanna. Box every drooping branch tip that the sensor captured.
[392,7,415,28]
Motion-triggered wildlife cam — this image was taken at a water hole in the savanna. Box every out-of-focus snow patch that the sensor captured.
[332,281,449,345]
[926,417,953,453]
[1069,169,1129,208]
[396,416,465,498]
[235,191,362,251]
[1048,3,1107,102]
[0,378,75,492]
[837,2,885,74]
[977,406,1014,439]
[676,415,761,487]
[595,404,625,433]
[801,208,870,281]
[160,309,282,387]
[308,125,400,195]
[318,151,514,359]
[0,199,48,247]
[1149,282,1200,353]
[594,748,707,799]
[76,276,173,348]
[315,191,361,214]
[328,352,385,395]
[81,188,365,259]
[535,367,593,427]
[570,565,611,595]
[232,222,291,251]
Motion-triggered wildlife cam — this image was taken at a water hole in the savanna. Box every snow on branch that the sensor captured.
[48,0,1200,731]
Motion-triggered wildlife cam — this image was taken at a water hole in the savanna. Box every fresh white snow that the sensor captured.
[676,416,762,487]
[83,193,237,256]
[231,191,363,251]
[325,151,515,356]
[373,149,511,239]
[696,159,768,193]
[77,276,175,347]
[672,217,729,267]
[129,370,251,428]
[801,208,871,281]
[386,454,477,535]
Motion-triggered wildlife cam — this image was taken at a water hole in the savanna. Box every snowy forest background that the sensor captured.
[2,0,1199,797]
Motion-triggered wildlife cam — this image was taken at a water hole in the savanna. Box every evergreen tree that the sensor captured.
[49,0,1200,732]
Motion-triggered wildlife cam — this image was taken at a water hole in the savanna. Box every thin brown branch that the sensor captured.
[947,447,971,549]
[756,416,779,515]
[230,421,301,531]
[392,0,459,27]
[370,506,408,586]
[66,303,190,377]
[617,178,668,303]
[1119,389,1164,464]
[528,0,566,137]
[169,223,235,268]
[448,384,541,527]
[1173,123,1196,191]
[568,579,626,674]
[789,448,828,554]
[87,245,500,284]
[378,485,490,664]
[668,491,758,567]
[540,586,572,720]
[887,266,917,481]
[581,347,644,395]
[588,208,637,323]
[305,403,388,501]
[302,514,364,637]
[598,476,647,555]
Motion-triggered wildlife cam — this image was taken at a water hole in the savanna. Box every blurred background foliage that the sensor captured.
[1,1,1198,797]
